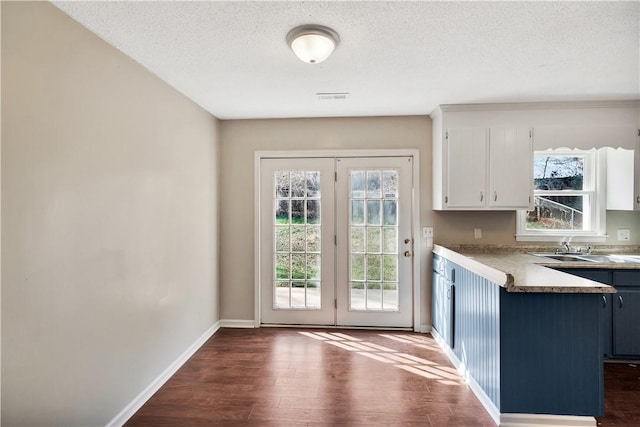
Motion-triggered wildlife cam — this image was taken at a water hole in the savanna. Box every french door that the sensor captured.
[259,156,414,327]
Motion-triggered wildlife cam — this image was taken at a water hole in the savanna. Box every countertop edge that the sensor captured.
[433,244,616,294]
[433,245,513,287]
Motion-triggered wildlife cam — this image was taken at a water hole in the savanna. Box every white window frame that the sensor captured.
[516,148,606,242]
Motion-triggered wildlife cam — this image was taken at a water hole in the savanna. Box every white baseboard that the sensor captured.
[106,321,221,427]
[431,330,597,427]
[417,323,431,333]
[219,319,256,328]
[431,329,501,424]
[500,413,596,427]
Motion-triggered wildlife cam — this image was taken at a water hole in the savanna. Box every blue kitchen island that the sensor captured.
[432,245,625,427]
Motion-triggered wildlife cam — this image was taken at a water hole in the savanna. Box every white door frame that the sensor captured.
[254,149,421,331]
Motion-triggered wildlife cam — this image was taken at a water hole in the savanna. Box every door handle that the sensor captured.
[404,251,413,258]
[494,191,497,202]
[602,295,607,308]
[618,295,624,308]
[480,192,484,202]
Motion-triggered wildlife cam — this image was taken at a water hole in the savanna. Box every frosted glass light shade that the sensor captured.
[287,25,340,64]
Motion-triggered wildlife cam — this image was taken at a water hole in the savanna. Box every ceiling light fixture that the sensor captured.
[287,25,340,64]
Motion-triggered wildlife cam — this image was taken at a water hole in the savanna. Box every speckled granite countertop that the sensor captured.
[432,244,640,293]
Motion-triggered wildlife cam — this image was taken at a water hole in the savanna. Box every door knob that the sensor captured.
[404,238,412,244]
[404,251,413,257]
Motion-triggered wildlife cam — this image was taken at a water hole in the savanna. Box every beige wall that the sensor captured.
[1,2,219,426]
[220,116,640,325]
[433,207,640,246]
[220,117,433,323]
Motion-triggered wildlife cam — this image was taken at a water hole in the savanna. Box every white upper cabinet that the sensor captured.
[445,128,488,208]
[604,146,637,211]
[488,127,533,209]
[434,124,532,210]
[431,102,639,211]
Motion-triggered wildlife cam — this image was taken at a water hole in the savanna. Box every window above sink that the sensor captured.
[516,148,606,242]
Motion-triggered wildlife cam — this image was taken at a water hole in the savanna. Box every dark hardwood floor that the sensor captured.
[125,328,639,426]
[597,362,640,426]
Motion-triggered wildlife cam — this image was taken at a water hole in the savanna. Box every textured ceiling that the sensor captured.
[52,1,640,120]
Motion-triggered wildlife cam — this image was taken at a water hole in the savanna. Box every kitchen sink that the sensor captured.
[529,253,598,262]
[530,253,640,263]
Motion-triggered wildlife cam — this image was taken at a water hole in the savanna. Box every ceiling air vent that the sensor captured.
[317,92,349,100]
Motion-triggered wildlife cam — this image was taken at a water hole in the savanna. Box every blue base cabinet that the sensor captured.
[432,254,454,348]
[556,268,614,358]
[499,291,603,416]
[434,256,604,417]
[612,271,640,357]
[555,268,640,359]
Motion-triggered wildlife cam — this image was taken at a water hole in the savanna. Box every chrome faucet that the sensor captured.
[556,238,593,255]
[556,237,574,254]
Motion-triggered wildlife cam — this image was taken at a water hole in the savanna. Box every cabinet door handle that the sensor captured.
[637,195,640,204]
[618,295,624,308]
[602,295,607,308]
[480,192,484,202]
[494,191,497,202]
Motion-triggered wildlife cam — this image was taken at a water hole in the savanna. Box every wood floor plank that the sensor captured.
[125,328,637,427]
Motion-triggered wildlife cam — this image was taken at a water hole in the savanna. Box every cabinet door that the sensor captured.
[432,270,443,334]
[446,128,487,208]
[489,127,532,209]
[555,268,613,357]
[601,294,613,358]
[613,289,640,357]
[445,281,455,348]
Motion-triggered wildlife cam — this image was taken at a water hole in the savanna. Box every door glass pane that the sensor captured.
[307,282,320,308]
[367,171,381,198]
[383,255,397,281]
[383,171,398,197]
[351,171,365,198]
[351,200,364,224]
[306,171,320,197]
[383,200,397,225]
[291,200,304,224]
[276,254,290,279]
[351,227,365,253]
[276,200,289,224]
[291,226,305,252]
[307,254,321,280]
[348,169,400,312]
[366,227,381,253]
[367,283,382,309]
[366,254,381,280]
[306,226,321,252]
[367,200,381,225]
[275,226,290,252]
[273,170,323,310]
[306,200,320,224]
[351,254,365,280]
[291,171,305,197]
[275,171,290,198]
[383,227,397,253]
[383,283,398,310]
[350,282,365,310]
